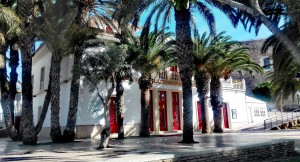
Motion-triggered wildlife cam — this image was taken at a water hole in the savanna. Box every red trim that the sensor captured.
[110,97,118,133]
[159,91,168,131]
[222,103,229,128]
[197,101,202,130]
[172,92,181,130]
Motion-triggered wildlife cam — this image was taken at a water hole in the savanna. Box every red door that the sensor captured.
[159,91,168,131]
[197,101,202,130]
[150,90,154,131]
[222,103,229,129]
[110,97,118,133]
[172,92,181,130]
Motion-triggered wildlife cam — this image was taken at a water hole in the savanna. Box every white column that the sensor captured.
[153,89,160,134]
[167,91,173,132]
[179,91,184,131]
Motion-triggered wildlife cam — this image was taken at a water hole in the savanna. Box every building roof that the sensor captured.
[246,96,266,104]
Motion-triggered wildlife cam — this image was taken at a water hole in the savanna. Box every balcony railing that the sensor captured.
[220,77,245,90]
[154,71,245,90]
[154,71,181,83]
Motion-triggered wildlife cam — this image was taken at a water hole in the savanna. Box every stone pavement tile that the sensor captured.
[1,131,300,161]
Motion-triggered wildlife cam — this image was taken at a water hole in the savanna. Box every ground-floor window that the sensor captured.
[254,107,260,117]
[260,107,266,117]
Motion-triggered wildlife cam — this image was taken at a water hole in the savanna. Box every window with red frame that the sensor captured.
[170,66,178,72]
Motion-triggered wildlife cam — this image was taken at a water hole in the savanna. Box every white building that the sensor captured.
[31,39,269,138]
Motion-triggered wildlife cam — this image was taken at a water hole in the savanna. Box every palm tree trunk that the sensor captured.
[194,71,211,133]
[50,53,63,142]
[63,45,82,142]
[116,77,125,139]
[218,0,300,63]
[17,0,37,145]
[63,0,91,142]
[175,7,194,143]
[0,44,20,141]
[8,40,18,126]
[210,77,223,133]
[19,32,37,144]
[139,75,151,137]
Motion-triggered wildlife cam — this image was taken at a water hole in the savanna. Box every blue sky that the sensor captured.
[139,5,273,41]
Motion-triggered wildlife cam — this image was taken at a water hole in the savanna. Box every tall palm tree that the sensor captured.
[0,3,22,141]
[193,32,221,134]
[0,1,21,126]
[33,0,77,142]
[63,0,93,142]
[64,0,118,141]
[216,0,300,63]
[269,64,300,113]
[16,0,37,144]
[152,0,238,143]
[205,33,262,133]
[115,0,239,142]
[262,21,300,112]
[126,30,175,137]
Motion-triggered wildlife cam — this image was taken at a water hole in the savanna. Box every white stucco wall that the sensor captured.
[246,96,268,123]
[31,45,270,137]
[223,89,249,129]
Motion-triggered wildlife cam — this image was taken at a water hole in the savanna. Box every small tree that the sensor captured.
[252,82,272,102]
[76,45,127,149]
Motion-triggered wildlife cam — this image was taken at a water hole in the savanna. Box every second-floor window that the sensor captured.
[263,57,271,70]
[170,66,178,72]
[40,67,45,91]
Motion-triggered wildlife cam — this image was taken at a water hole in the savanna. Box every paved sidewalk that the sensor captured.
[0,131,300,162]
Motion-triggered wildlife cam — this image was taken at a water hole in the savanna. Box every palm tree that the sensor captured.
[0,3,22,141]
[64,0,119,142]
[33,0,77,142]
[16,0,37,144]
[262,22,300,112]
[269,64,300,113]
[125,30,175,137]
[215,0,300,63]
[193,32,220,134]
[168,0,240,142]
[205,33,262,133]
[1,1,21,126]
[118,0,238,143]
[63,0,93,142]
